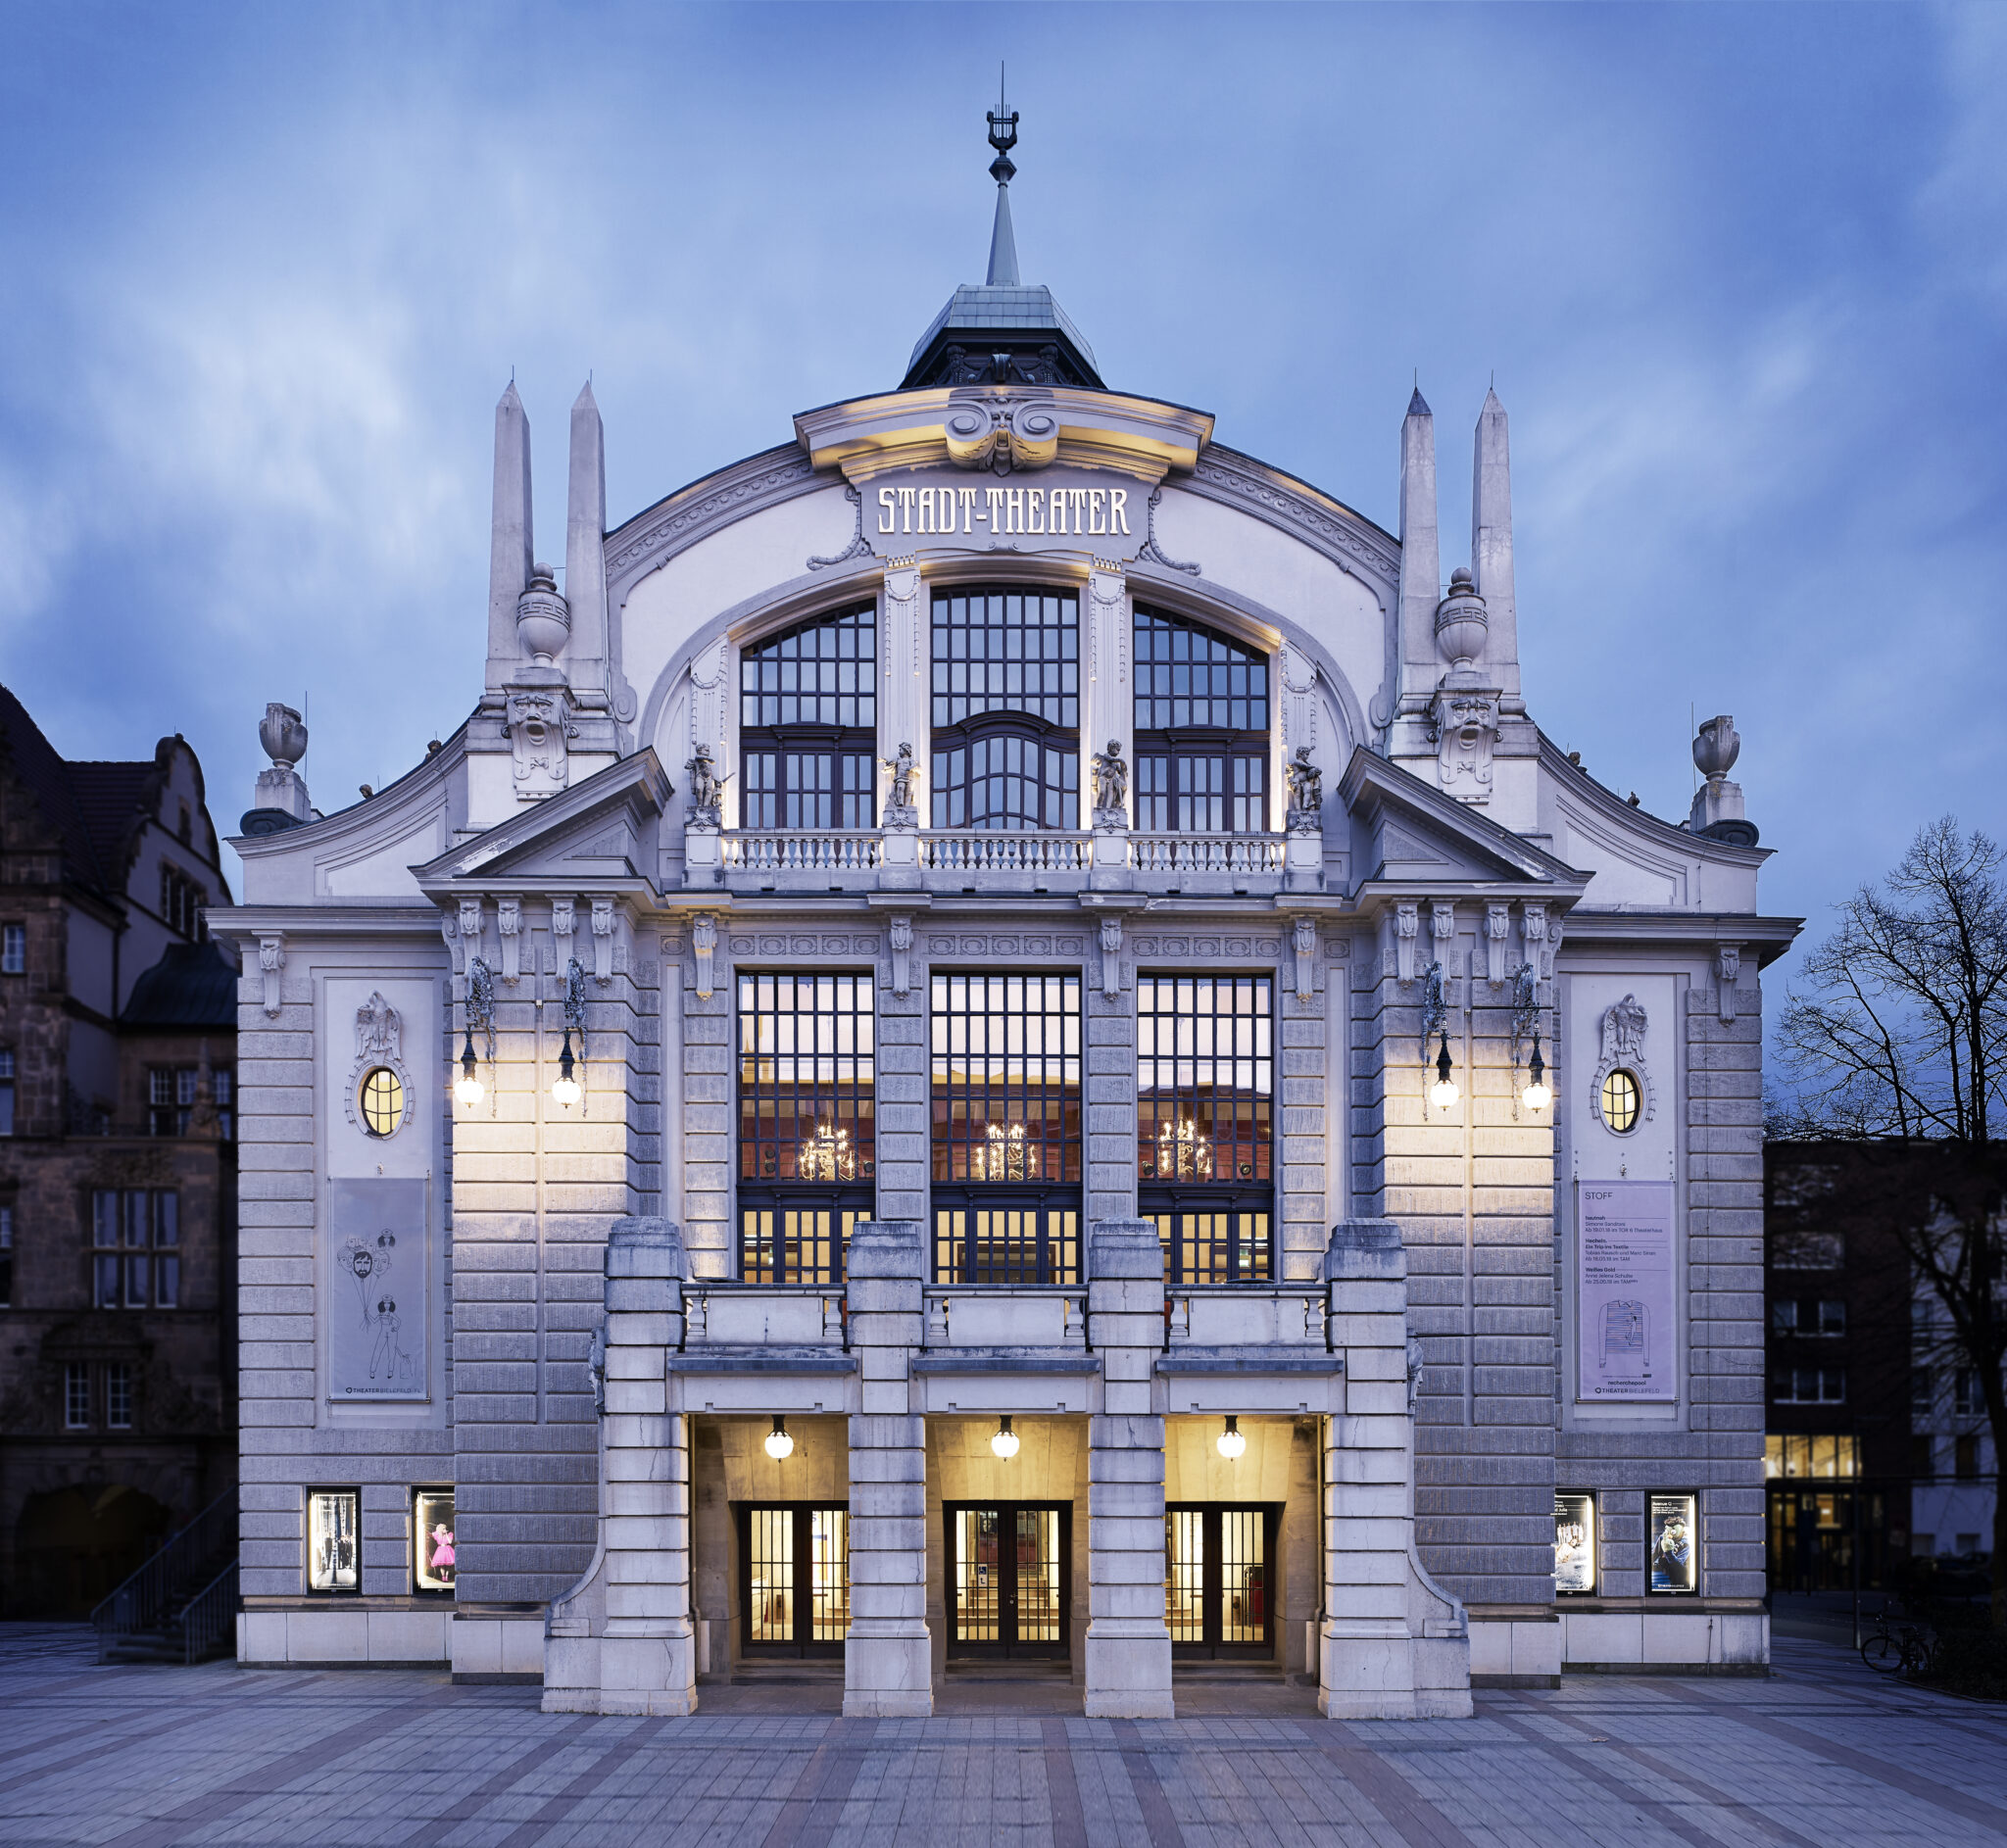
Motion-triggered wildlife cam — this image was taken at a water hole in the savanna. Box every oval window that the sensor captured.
[1600,1068,1640,1135]
[359,1066,405,1138]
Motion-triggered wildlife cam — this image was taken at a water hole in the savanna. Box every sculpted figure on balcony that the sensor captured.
[1091,740,1128,825]
[684,744,725,827]
[1286,746,1323,831]
[882,742,919,827]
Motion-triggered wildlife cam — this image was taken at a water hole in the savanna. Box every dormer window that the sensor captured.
[1134,607,1270,833]
[739,605,877,831]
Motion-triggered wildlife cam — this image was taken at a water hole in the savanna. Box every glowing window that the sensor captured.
[1600,1068,1640,1134]
[359,1067,405,1138]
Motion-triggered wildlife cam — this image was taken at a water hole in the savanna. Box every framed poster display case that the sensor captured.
[1647,1492,1698,1595]
[1553,1492,1597,1595]
[307,1487,360,1593]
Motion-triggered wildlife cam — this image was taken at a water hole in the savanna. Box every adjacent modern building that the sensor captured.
[1762,1141,1911,1593]
[211,113,1797,1714]
[1765,1138,1999,1584]
[0,686,239,1615]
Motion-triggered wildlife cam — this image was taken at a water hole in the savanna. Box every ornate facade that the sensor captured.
[212,118,1794,1715]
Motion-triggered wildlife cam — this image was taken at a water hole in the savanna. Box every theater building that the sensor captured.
[212,112,1795,1715]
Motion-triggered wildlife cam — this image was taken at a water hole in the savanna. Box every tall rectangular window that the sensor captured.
[92,1190,179,1309]
[1138,974,1273,1283]
[65,1361,90,1429]
[740,606,877,831]
[1134,607,1270,834]
[214,1069,234,1141]
[106,1361,132,1430]
[931,973,1082,1283]
[0,1203,12,1308]
[930,588,1080,831]
[1,924,23,973]
[738,973,874,1283]
[0,1048,14,1137]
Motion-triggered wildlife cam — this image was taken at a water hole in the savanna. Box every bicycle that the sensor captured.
[1859,1603,1935,1678]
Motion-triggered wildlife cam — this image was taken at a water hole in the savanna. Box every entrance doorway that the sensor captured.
[736,1503,849,1656]
[1165,1504,1277,1658]
[945,1502,1071,1657]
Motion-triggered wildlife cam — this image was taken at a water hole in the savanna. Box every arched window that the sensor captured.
[931,587,1079,830]
[1133,607,1270,833]
[739,605,876,830]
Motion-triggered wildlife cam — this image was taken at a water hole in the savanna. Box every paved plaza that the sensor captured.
[4,1627,2005,1847]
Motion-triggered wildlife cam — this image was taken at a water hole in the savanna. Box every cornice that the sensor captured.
[1178,448,1401,597]
[1558,910,1802,967]
[207,903,443,946]
[1538,731,1770,868]
[604,447,822,608]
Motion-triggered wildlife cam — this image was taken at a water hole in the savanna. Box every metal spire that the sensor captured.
[985,66,1020,288]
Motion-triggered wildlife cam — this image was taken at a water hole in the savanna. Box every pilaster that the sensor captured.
[843,1220,932,1717]
[543,1217,697,1714]
[1084,1218,1173,1718]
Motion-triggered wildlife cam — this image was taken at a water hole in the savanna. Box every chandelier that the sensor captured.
[983,1120,1036,1182]
[1155,1115,1213,1182]
[801,1121,857,1183]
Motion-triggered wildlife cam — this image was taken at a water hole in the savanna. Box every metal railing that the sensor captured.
[721,831,881,873]
[1129,833,1287,873]
[91,1484,237,1663]
[179,1561,240,1665]
[922,831,1092,873]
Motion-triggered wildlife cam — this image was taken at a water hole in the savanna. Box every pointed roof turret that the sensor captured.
[901,80,1104,391]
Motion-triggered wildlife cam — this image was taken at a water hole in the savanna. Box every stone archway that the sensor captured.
[12,1483,171,1618]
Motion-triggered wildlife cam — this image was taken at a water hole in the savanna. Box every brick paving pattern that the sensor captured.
[3,1626,2004,1846]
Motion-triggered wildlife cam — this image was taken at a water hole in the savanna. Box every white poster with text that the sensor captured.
[1577,1179,1677,1402]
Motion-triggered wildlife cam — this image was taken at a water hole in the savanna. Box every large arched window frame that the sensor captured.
[1133,606,1272,835]
[739,604,877,832]
[930,586,1080,831]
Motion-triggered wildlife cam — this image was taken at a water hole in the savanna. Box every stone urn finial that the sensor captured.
[515,562,571,666]
[1692,714,1740,784]
[1434,565,1488,673]
[260,702,308,771]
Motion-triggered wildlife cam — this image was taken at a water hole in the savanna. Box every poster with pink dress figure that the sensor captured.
[1576,1179,1677,1401]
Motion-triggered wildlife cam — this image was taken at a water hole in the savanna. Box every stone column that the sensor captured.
[1084,1218,1173,1718]
[544,1216,697,1715]
[1318,1220,1471,1720]
[844,1220,932,1717]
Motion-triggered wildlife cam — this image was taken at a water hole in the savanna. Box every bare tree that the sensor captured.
[1779,817,2007,1140]
[1778,818,2007,1624]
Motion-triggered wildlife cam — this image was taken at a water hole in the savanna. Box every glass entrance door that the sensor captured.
[738,1503,849,1655]
[1165,1504,1277,1658]
[946,1502,1070,1657]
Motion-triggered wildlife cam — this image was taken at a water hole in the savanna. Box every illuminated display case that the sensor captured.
[308,1488,360,1593]
[413,1487,456,1593]
[1553,1492,1596,1595]
[1647,1492,1698,1595]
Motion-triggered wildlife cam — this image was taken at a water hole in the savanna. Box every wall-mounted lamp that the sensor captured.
[991,1414,1020,1460]
[455,1031,483,1107]
[764,1416,794,1460]
[1427,1032,1459,1113]
[551,957,585,1109]
[1217,1414,1247,1460]
[457,957,495,1110]
[1521,1030,1550,1114]
[552,1033,581,1108]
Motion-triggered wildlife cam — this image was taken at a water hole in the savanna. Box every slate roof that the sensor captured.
[68,760,164,890]
[0,683,126,891]
[906,284,1100,376]
[121,941,238,1029]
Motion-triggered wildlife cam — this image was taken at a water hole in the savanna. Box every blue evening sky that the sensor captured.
[1,2,2001,986]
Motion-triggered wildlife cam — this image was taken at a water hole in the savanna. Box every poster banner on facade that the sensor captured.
[1576,1178,1677,1401]
[327,1178,428,1400]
